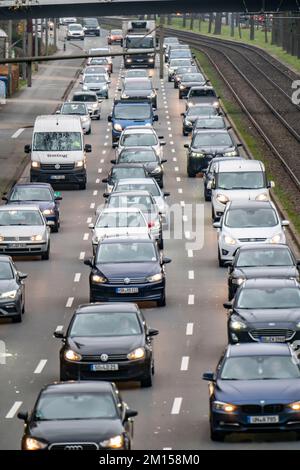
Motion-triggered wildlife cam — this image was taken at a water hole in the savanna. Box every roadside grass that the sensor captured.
[194,49,300,235]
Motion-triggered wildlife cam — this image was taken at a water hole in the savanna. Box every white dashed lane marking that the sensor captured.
[66,297,74,308]
[74,273,81,283]
[186,323,194,336]
[5,402,23,419]
[171,397,182,415]
[180,357,189,371]
[11,128,25,139]
[34,359,47,374]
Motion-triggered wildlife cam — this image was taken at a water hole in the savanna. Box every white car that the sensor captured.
[59,102,92,134]
[121,69,152,81]
[87,48,113,73]
[114,126,166,160]
[89,207,150,254]
[82,66,109,83]
[210,159,274,220]
[66,23,84,41]
[214,200,289,267]
[71,91,101,120]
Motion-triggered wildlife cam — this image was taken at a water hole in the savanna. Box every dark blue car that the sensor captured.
[2,183,62,232]
[84,237,171,306]
[203,343,300,441]
[108,100,158,143]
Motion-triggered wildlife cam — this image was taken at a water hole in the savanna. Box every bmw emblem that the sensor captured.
[124,278,130,284]
[55,163,60,170]
[100,354,108,362]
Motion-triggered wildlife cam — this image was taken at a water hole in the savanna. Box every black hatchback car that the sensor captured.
[55,302,159,387]
[203,342,300,441]
[225,278,300,345]
[84,237,171,307]
[227,244,300,300]
[0,255,27,323]
[18,381,138,450]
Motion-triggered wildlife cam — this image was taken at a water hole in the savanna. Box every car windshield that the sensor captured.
[111,167,146,180]
[126,37,154,49]
[165,38,179,44]
[73,94,97,102]
[96,212,146,228]
[85,67,106,75]
[225,207,278,228]
[116,182,160,196]
[69,25,82,31]
[10,187,52,201]
[236,249,293,267]
[90,58,108,65]
[195,117,225,129]
[126,70,148,78]
[187,106,217,117]
[217,172,265,190]
[0,210,43,226]
[119,149,157,163]
[35,393,117,420]
[97,242,157,263]
[114,104,151,120]
[124,81,152,90]
[221,356,300,380]
[181,73,204,82]
[170,59,193,67]
[170,51,192,58]
[108,195,155,212]
[121,133,157,147]
[189,89,216,98]
[237,287,300,309]
[84,75,106,83]
[33,132,82,151]
[84,19,99,26]
[176,66,198,75]
[70,312,141,337]
[0,262,13,280]
[61,103,87,115]
[111,30,122,35]
[193,132,232,147]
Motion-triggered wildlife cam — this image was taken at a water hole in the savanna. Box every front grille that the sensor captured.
[49,442,99,450]
[40,163,75,171]
[81,353,128,362]
[241,404,284,414]
[249,329,295,341]
[238,238,267,242]
[108,277,148,285]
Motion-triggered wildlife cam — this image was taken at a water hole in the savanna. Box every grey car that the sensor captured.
[82,74,110,99]
[186,86,220,110]
[0,206,51,260]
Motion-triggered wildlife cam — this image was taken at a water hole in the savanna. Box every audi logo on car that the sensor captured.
[64,445,83,450]
[100,353,108,362]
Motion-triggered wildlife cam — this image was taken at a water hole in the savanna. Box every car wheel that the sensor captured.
[218,249,225,268]
[179,93,183,99]
[79,182,86,190]
[168,76,171,82]
[60,370,68,381]
[157,292,166,307]
[212,206,216,221]
[187,169,195,177]
[158,178,164,189]
[174,82,178,89]
[183,130,189,136]
[204,190,211,202]
[106,94,109,99]
[12,312,22,323]
[96,115,100,120]
[22,301,25,314]
[41,243,50,260]
[140,369,152,388]
[52,221,59,233]
[210,427,226,442]
[86,127,91,135]
[158,237,164,250]
[90,295,95,303]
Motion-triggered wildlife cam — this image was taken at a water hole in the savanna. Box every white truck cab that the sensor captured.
[25,115,91,190]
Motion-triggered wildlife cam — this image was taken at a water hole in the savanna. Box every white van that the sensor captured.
[25,115,92,190]
[209,159,274,220]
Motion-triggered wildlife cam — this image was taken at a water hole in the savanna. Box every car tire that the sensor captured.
[52,221,59,233]
[158,237,164,250]
[210,428,226,442]
[96,115,100,120]
[183,130,189,136]
[212,206,216,221]
[218,249,225,268]
[158,178,164,189]
[187,169,195,177]
[12,312,22,323]
[79,182,86,190]
[86,127,91,135]
[41,243,50,261]
[60,370,68,381]
[174,82,178,89]
[140,369,152,388]
[157,292,166,307]
[204,190,211,202]
[179,93,183,99]
[168,76,171,82]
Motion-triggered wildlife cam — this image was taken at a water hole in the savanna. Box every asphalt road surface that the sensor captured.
[0,29,299,450]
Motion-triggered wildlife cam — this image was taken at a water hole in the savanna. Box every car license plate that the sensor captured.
[91,364,119,371]
[51,175,65,180]
[10,243,26,248]
[116,287,139,294]
[248,415,279,424]
[260,336,286,343]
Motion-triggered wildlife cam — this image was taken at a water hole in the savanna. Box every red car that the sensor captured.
[107,29,123,46]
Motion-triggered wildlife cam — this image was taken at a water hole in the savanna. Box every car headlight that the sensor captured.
[31,234,43,242]
[191,152,204,157]
[185,120,192,126]
[0,290,17,300]
[24,437,47,451]
[270,233,282,244]
[213,401,237,412]
[82,85,88,91]
[101,434,124,449]
[43,209,54,216]
[121,93,129,99]
[0,235,4,242]
[31,161,40,169]
[76,160,84,168]
[147,273,163,282]
[169,68,174,74]
[179,85,186,90]
[213,101,219,107]
[127,347,145,360]
[230,317,247,330]
[91,274,107,284]
[255,193,269,201]
[126,58,132,63]
[232,277,245,285]
[216,194,229,204]
[114,123,122,132]
[288,401,300,411]
[224,150,238,157]
[81,116,89,123]
[224,235,237,246]
[147,92,155,98]
[148,58,154,63]
[151,166,162,174]
[64,349,82,362]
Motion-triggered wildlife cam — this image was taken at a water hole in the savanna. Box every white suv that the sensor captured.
[114,126,166,160]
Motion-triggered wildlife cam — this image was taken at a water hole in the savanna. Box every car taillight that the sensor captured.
[148,221,155,228]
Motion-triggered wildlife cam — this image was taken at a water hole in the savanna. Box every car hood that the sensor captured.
[68,335,143,355]
[215,189,268,200]
[191,145,235,153]
[96,261,160,279]
[0,279,17,294]
[124,90,152,98]
[0,226,46,237]
[28,418,124,444]
[223,226,282,239]
[7,201,55,212]
[182,81,205,87]
[215,379,300,404]
[113,118,152,129]
[234,307,300,323]
[32,151,83,164]
[85,83,107,89]
[233,266,298,280]
[94,227,149,239]
[188,97,217,105]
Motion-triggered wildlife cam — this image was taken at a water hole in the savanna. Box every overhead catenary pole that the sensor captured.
[159,15,164,79]
[34,19,38,71]
[27,18,33,87]
[8,20,12,97]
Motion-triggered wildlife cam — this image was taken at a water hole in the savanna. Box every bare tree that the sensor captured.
[249,15,255,40]
[213,12,222,35]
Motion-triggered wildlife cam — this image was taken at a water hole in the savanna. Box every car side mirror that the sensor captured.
[24,144,31,153]
[163,192,170,197]
[153,115,158,122]
[227,126,232,130]
[148,328,159,337]
[85,144,92,153]
[108,115,112,122]
[79,81,83,85]
[53,329,64,339]
[102,178,108,184]
[223,261,232,267]
[88,223,95,229]
[55,110,61,114]
[162,257,172,264]
[184,144,189,149]
[18,272,28,280]
[1,196,7,201]
[55,196,62,201]
[223,301,232,309]
[112,143,118,148]
[118,88,121,92]
[268,180,275,189]
[282,220,290,226]
[213,221,221,229]
[103,192,109,198]
[125,409,138,420]
[180,112,185,117]
[161,159,167,163]
[202,372,215,382]
[84,257,93,267]
[237,143,243,147]
[158,136,164,139]
[110,159,116,164]
[17,411,28,422]
[160,141,166,146]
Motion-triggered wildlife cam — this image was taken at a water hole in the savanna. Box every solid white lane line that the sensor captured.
[181,356,189,371]
[188,270,194,280]
[11,128,25,139]
[90,203,95,209]
[188,294,194,305]
[169,134,173,138]
[66,297,74,308]
[74,273,81,283]
[104,142,108,146]
[178,188,183,194]
[188,249,193,257]
[168,127,171,131]
[171,397,182,415]
[186,323,194,335]
[93,190,98,196]
[171,149,175,153]
[79,252,85,260]
[83,233,89,241]
[6,401,23,419]
[34,359,47,374]
[87,217,92,224]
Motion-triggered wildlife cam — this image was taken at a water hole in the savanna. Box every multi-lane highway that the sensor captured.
[0,26,300,450]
